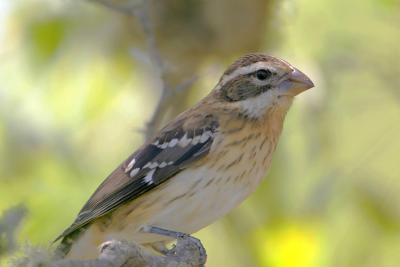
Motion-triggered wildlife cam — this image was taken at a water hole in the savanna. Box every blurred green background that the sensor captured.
[1,0,400,266]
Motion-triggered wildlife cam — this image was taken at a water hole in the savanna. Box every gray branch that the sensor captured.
[0,204,27,257]
[131,0,171,140]
[14,238,206,267]
[90,0,196,140]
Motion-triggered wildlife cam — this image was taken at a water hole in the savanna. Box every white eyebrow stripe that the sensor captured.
[217,62,272,89]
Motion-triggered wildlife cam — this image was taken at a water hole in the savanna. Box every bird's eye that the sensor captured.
[255,69,272,81]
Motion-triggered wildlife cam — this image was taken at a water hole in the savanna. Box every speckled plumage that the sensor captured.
[55,53,314,259]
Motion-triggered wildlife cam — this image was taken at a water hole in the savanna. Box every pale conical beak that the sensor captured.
[278,67,314,96]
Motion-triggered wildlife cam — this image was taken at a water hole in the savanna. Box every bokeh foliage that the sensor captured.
[1,0,400,266]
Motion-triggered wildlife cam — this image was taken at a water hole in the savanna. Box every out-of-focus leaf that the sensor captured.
[27,18,67,66]
[354,177,400,232]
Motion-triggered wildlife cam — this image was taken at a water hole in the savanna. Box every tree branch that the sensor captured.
[0,204,27,257]
[14,237,206,267]
[90,0,196,140]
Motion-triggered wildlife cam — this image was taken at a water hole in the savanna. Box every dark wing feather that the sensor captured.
[55,113,218,242]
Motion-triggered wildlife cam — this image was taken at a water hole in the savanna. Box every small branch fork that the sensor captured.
[90,0,197,140]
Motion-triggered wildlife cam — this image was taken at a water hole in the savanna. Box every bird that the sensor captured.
[54,53,314,260]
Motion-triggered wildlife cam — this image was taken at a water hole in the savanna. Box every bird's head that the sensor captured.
[213,54,314,119]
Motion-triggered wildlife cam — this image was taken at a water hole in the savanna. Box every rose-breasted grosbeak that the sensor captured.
[55,53,314,259]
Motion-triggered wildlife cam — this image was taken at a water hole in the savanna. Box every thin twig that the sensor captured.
[131,0,172,140]
[90,0,196,140]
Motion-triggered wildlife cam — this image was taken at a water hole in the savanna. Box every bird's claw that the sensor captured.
[141,225,207,266]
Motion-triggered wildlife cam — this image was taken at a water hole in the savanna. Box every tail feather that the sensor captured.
[53,225,89,259]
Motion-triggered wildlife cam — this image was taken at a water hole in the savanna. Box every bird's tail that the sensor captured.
[53,238,72,259]
[53,226,88,259]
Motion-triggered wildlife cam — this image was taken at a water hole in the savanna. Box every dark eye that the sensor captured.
[255,69,272,81]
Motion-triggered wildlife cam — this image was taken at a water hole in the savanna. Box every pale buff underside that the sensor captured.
[66,104,289,260]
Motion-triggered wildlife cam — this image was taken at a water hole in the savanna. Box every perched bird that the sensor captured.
[55,53,314,259]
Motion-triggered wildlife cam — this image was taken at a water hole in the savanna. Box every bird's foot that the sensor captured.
[141,225,207,266]
[149,241,170,255]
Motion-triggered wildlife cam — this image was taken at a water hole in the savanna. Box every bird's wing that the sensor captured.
[55,113,219,241]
